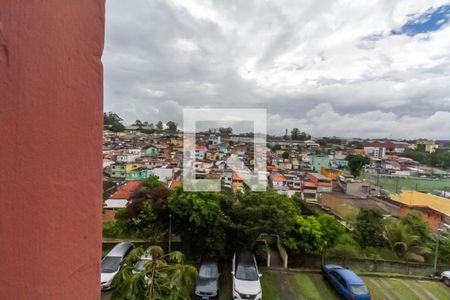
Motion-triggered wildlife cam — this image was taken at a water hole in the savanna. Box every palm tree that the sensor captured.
[111,246,197,300]
[385,220,432,262]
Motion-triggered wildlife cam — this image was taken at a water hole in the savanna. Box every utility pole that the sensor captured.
[168,213,172,253]
[433,236,440,275]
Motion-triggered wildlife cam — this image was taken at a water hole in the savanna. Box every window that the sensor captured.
[350,284,369,295]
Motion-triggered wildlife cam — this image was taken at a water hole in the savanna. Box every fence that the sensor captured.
[289,254,450,276]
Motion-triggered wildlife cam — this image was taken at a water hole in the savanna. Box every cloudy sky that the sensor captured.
[104,0,450,139]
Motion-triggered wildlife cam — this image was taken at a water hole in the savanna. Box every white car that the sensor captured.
[231,251,262,300]
[100,242,134,290]
[442,271,450,286]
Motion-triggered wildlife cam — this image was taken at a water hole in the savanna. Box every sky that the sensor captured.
[104,0,450,139]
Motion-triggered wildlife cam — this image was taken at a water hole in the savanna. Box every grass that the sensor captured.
[362,174,450,194]
[257,270,450,300]
[101,270,450,300]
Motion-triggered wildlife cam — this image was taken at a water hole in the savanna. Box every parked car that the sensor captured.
[232,251,262,300]
[100,242,134,290]
[441,271,450,286]
[322,264,371,300]
[195,253,220,300]
[132,253,152,274]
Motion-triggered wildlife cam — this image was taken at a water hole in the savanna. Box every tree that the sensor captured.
[111,246,197,300]
[282,151,289,159]
[346,154,370,178]
[218,127,232,136]
[166,121,178,132]
[317,214,345,250]
[349,141,364,149]
[225,189,300,252]
[385,219,432,262]
[143,175,162,189]
[354,210,385,248]
[156,121,163,131]
[291,128,300,140]
[285,214,344,255]
[169,187,228,254]
[400,211,431,243]
[290,128,310,141]
[285,215,326,254]
[104,112,125,132]
[133,119,143,128]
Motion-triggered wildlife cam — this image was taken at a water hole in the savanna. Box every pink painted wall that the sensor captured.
[0,1,104,299]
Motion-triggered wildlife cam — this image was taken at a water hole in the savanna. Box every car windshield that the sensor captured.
[199,264,219,278]
[236,265,258,281]
[134,259,150,272]
[101,256,122,273]
[351,284,369,295]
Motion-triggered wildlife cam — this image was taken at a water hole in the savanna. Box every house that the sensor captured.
[208,135,221,146]
[307,173,332,193]
[125,168,154,180]
[116,153,140,163]
[363,141,409,158]
[206,151,219,161]
[111,164,126,178]
[389,191,450,232]
[194,145,207,160]
[320,168,342,180]
[232,172,244,192]
[270,173,287,190]
[416,140,438,153]
[104,180,144,218]
[143,145,159,157]
[336,176,371,198]
[310,155,332,172]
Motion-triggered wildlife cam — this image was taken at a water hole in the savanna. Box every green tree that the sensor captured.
[385,219,432,262]
[282,151,289,159]
[143,175,162,189]
[111,246,197,300]
[133,119,143,128]
[346,154,370,178]
[317,214,345,250]
[225,189,300,252]
[354,210,385,248]
[218,127,232,136]
[104,112,125,132]
[166,121,178,132]
[285,215,326,254]
[169,187,228,254]
[291,128,300,140]
[400,211,431,243]
[156,121,163,131]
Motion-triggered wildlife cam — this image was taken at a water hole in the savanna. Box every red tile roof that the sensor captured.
[109,180,144,200]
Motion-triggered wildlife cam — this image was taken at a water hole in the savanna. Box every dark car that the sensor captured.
[322,264,371,300]
[195,253,220,300]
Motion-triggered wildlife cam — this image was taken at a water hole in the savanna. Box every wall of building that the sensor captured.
[0,1,104,299]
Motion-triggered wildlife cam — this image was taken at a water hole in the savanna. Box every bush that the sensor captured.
[102,221,123,238]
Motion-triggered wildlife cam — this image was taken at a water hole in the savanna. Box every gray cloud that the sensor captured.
[104,0,450,139]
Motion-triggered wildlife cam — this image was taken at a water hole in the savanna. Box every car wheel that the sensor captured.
[444,277,450,287]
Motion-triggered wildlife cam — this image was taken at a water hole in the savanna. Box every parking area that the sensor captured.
[101,270,450,299]
[259,270,450,300]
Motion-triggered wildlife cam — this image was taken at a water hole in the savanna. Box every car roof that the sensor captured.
[336,269,364,285]
[106,242,133,257]
[324,264,344,270]
[236,250,255,266]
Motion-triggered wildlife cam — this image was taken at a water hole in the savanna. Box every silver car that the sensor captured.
[100,242,134,290]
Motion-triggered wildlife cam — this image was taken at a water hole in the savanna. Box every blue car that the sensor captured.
[322,264,371,300]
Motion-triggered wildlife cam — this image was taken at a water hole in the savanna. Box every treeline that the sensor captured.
[401,148,450,169]
[103,176,450,264]
[103,111,178,133]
